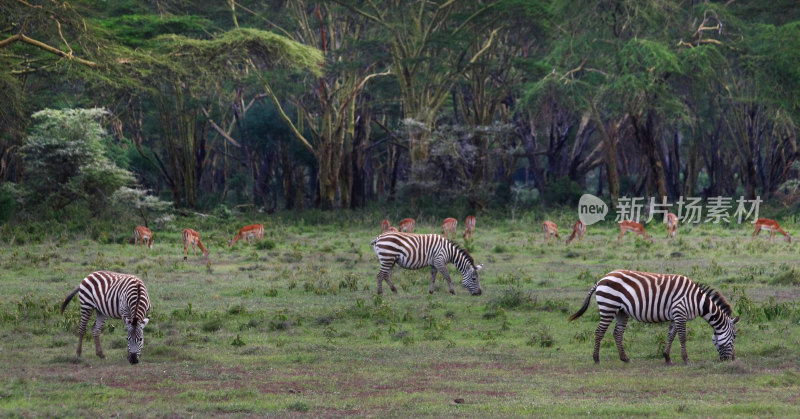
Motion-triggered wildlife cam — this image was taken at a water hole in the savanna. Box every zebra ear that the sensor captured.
[732,316,740,324]
[475,264,483,271]
[143,317,150,326]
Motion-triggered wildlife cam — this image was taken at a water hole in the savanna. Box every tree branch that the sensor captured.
[201,108,242,148]
[468,29,499,65]
[0,32,96,67]
[255,69,315,153]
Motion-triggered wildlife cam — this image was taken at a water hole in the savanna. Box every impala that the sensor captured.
[463,215,476,240]
[751,218,791,243]
[542,221,559,241]
[133,226,153,249]
[399,218,416,233]
[442,218,458,240]
[229,224,264,247]
[666,213,678,238]
[381,219,399,233]
[565,220,586,244]
[617,220,653,243]
[182,228,209,260]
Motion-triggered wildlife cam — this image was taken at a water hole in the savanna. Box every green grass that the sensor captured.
[1,212,799,417]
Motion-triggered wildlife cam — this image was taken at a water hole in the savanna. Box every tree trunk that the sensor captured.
[631,112,668,199]
[590,104,620,204]
[280,141,295,210]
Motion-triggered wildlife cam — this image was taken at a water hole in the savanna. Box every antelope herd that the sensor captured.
[130,213,791,263]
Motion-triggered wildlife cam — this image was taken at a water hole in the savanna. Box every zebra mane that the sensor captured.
[448,240,476,267]
[698,283,733,316]
[132,283,142,327]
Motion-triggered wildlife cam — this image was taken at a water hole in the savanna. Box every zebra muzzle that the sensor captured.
[128,353,140,364]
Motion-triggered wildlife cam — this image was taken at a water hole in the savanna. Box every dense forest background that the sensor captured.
[2,0,799,221]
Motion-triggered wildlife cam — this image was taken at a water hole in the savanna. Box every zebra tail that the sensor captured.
[61,287,80,313]
[568,283,599,322]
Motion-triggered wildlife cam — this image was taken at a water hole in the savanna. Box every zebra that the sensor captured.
[569,269,739,364]
[370,232,483,295]
[61,271,152,364]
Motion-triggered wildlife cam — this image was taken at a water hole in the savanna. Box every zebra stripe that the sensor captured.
[61,271,152,364]
[370,232,483,295]
[569,269,739,364]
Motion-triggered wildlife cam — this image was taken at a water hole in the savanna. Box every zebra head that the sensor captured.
[461,264,483,296]
[712,315,739,361]
[124,316,150,364]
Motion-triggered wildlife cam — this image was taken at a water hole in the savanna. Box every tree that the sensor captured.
[97,15,324,208]
[336,0,500,177]
[21,108,133,214]
[1,0,101,181]
[259,1,389,209]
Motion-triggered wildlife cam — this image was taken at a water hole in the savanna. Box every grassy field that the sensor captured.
[1,210,799,417]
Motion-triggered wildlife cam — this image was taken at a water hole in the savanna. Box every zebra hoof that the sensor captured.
[96,352,106,359]
[449,290,455,295]
[620,357,630,363]
[183,256,187,261]
[390,286,398,293]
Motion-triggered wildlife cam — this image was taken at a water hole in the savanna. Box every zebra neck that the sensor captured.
[702,306,728,333]
[448,247,473,277]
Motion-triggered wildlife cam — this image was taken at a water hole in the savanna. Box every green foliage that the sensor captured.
[20,108,134,215]
[95,14,210,48]
[158,28,324,76]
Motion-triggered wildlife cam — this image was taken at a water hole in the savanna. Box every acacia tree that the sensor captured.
[98,14,324,208]
[450,0,547,209]
[335,0,500,178]
[259,1,389,209]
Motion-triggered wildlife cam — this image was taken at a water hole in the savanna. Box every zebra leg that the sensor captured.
[429,267,437,294]
[664,321,677,365]
[613,312,630,362]
[676,317,690,364]
[376,269,387,295]
[434,262,455,294]
[76,307,93,357]
[593,314,614,363]
[92,314,108,359]
[376,260,398,295]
